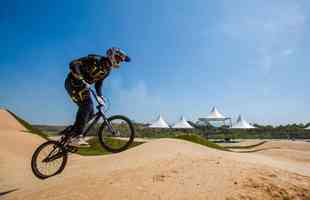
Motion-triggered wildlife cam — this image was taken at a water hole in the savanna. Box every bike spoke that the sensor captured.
[99,116,134,152]
[35,142,64,177]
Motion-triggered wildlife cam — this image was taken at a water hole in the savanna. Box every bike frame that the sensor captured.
[81,88,115,138]
[40,88,118,164]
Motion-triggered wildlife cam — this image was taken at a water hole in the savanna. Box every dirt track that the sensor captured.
[1,109,310,200]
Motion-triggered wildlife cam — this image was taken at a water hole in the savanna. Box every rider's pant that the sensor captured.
[65,75,94,136]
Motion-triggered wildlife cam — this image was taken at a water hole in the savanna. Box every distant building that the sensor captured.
[171,116,193,129]
[198,106,232,127]
[230,115,255,129]
[148,114,170,128]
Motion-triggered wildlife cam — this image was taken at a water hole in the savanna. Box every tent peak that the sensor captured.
[172,116,193,129]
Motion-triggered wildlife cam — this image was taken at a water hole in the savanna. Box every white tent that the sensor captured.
[206,107,228,121]
[231,115,256,129]
[198,106,232,127]
[148,114,170,128]
[305,126,310,130]
[171,116,193,129]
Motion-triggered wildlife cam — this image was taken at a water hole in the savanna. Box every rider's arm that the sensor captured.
[94,69,110,97]
[95,79,103,97]
[70,60,84,80]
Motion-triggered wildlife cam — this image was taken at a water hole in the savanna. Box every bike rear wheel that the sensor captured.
[31,140,68,179]
[98,115,135,153]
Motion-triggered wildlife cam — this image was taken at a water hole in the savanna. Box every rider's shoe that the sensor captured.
[69,135,90,148]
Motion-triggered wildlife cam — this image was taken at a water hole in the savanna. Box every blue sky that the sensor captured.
[0,0,309,125]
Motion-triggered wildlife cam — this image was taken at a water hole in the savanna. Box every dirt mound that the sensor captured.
[0,112,309,200]
[1,139,310,200]
[227,140,310,167]
[0,110,26,131]
[253,140,310,152]
[0,109,45,192]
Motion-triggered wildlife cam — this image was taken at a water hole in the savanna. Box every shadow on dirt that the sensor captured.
[225,141,267,149]
[230,147,281,153]
[0,189,19,197]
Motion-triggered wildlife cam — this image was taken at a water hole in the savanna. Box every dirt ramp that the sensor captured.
[253,141,310,170]
[0,109,45,193]
[228,140,310,167]
[255,140,310,152]
[3,139,310,200]
[0,109,26,131]
[0,109,44,158]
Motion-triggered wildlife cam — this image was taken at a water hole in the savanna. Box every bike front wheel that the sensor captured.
[98,115,135,153]
[31,140,68,179]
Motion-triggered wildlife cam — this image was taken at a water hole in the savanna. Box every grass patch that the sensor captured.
[6,109,49,140]
[225,141,267,149]
[76,137,144,156]
[175,134,228,151]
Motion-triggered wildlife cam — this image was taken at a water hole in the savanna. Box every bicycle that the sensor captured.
[31,88,135,179]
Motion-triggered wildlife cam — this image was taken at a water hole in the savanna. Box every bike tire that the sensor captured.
[31,140,68,179]
[98,115,135,153]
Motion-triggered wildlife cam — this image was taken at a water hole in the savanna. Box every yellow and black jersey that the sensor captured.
[69,54,111,84]
[66,54,111,100]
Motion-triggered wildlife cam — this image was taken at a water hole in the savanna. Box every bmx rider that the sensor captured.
[64,47,130,147]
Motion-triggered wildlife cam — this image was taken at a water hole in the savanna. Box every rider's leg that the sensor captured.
[73,97,94,136]
[69,98,93,147]
[65,76,94,137]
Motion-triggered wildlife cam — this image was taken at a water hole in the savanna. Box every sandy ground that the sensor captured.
[1,109,310,200]
[223,139,310,166]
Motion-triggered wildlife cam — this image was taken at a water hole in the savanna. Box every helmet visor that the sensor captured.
[114,55,124,64]
[115,54,131,63]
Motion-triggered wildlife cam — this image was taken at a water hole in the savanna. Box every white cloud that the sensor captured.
[106,77,200,123]
[108,77,162,123]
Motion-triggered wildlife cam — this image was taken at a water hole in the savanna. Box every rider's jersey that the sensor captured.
[69,54,111,84]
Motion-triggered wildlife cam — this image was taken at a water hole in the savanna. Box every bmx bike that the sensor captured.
[31,88,135,179]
